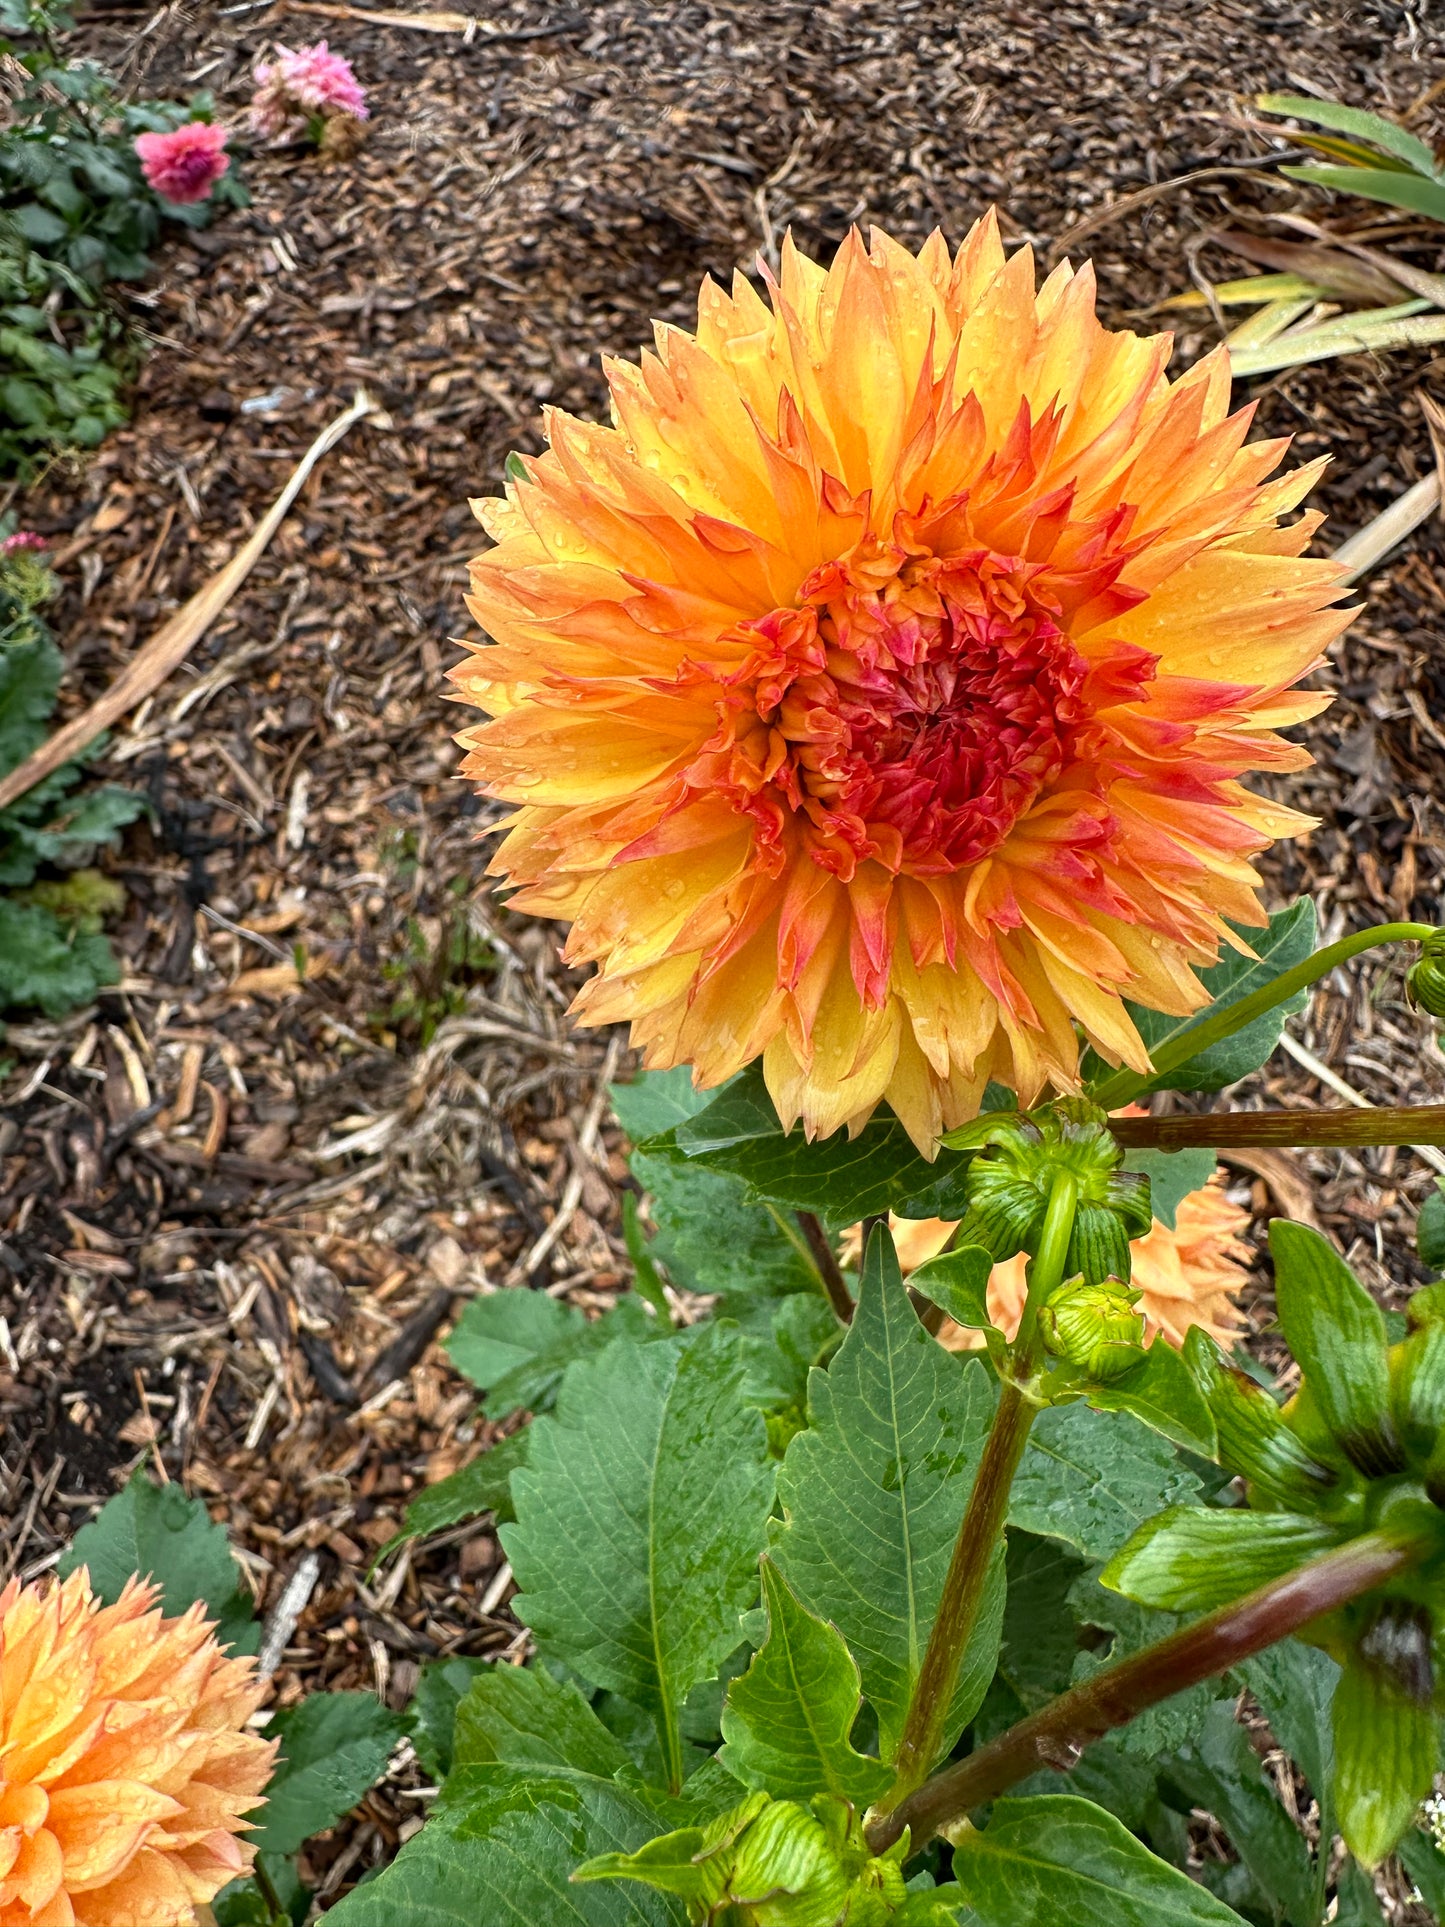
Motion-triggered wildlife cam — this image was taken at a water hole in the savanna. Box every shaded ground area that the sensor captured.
[1,0,1444,1903]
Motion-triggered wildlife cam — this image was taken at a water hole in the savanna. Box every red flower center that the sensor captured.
[688,544,1100,881]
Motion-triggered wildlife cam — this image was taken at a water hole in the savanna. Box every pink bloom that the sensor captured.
[134,121,230,205]
[1,531,47,554]
[250,41,368,141]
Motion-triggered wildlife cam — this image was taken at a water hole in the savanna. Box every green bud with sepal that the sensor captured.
[1406,929,1445,1020]
[1039,1278,1145,1381]
[941,1098,1151,1286]
[575,1788,912,1925]
[1183,1326,1338,1511]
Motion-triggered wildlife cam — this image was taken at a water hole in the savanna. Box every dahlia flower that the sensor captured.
[133,124,230,206]
[250,42,368,142]
[0,1567,274,1927]
[456,217,1347,1146]
[0,532,46,557]
[880,1170,1251,1351]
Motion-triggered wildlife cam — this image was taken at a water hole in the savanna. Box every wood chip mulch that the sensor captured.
[1,0,1444,1905]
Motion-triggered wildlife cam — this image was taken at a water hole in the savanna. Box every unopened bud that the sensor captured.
[1040,1278,1145,1381]
[1407,933,1445,1020]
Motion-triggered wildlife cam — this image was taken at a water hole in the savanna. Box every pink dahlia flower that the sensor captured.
[134,122,230,205]
[1,531,47,555]
[250,41,368,141]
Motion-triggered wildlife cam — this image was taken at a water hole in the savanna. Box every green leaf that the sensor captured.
[1333,1860,1387,1926]
[950,1794,1250,1925]
[1010,1401,1201,1561]
[718,1560,891,1806]
[907,1244,996,1333]
[407,1658,489,1782]
[387,1428,529,1554]
[629,1147,819,1310]
[0,634,60,770]
[1270,1221,1397,1474]
[1419,1182,1445,1274]
[1334,1651,1439,1868]
[447,1290,662,1420]
[252,1693,402,1858]
[770,1230,1004,1763]
[213,1857,309,1927]
[502,1323,774,1792]
[996,1532,1088,1711]
[659,1064,975,1222]
[1236,1637,1339,1797]
[1102,1505,1337,1612]
[1081,1340,1217,1457]
[1121,1148,1217,1229]
[325,1766,686,1926]
[1068,1574,1215,1756]
[1257,92,1441,176]
[1282,161,1445,222]
[454,1664,633,1779]
[9,200,67,243]
[0,898,120,1016]
[610,1066,716,1138]
[1107,902,1317,1094]
[1163,1701,1316,1927]
[59,1471,257,1652]
[1398,1827,1445,1915]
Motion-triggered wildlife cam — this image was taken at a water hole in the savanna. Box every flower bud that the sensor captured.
[1407,932,1445,1020]
[1040,1278,1146,1380]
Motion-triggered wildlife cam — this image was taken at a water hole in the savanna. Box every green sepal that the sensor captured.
[1390,1325,1445,1468]
[1102,1505,1339,1612]
[1270,1222,1402,1477]
[1068,1200,1135,1290]
[1081,1337,1217,1457]
[1334,1646,1441,1867]
[1183,1327,1335,1509]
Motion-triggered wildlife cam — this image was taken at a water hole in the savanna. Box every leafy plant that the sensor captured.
[1257,92,1445,225]
[0,539,143,1018]
[373,882,496,1046]
[327,906,1445,1926]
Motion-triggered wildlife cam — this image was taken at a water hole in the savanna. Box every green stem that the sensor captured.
[882,1172,1078,1805]
[1091,921,1436,1112]
[1108,1104,1445,1151]
[867,1528,1420,1855]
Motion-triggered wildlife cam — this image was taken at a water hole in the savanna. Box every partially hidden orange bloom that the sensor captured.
[0,1568,274,1927]
[886,1173,1251,1352]
[455,215,1348,1148]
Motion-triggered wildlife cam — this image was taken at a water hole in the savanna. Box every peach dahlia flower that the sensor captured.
[0,1568,274,1927]
[456,216,1347,1148]
[884,1172,1251,1352]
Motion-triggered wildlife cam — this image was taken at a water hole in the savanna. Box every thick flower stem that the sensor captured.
[867,1528,1421,1856]
[1108,1104,1445,1150]
[1091,921,1437,1112]
[882,1173,1077,1806]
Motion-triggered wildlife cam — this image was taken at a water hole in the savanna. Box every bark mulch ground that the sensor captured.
[2,0,1444,1906]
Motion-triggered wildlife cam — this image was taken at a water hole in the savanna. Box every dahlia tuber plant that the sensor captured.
[310,218,1445,1925]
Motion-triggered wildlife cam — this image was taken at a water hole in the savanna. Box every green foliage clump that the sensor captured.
[0,533,142,1019]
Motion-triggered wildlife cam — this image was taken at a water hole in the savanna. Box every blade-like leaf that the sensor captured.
[1418,1180,1445,1273]
[252,1693,402,1858]
[719,1560,890,1806]
[503,1324,774,1792]
[1257,93,1440,178]
[1270,1221,1398,1474]
[406,1657,489,1782]
[1334,1652,1440,1868]
[1230,294,1445,375]
[1102,1505,1337,1612]
[950,1794,1251,1925]
[1010,1401,1201,1561]
[325,1766,685,1926]
[770,1231,1004,1762]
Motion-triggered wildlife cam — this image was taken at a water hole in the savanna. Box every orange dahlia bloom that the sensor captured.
[0,1568,274,1927]
[456,216,1347,1147]
[882,1172,1251,1351]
